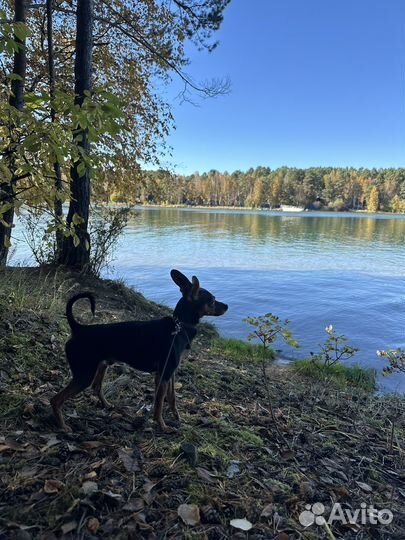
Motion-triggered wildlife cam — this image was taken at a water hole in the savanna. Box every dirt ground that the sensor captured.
[0,267,404,540]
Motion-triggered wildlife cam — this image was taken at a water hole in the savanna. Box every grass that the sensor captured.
[291,357,377,392]
[211,337,275,364]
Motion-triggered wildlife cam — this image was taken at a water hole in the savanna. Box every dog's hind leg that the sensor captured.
[92,361,112,408]
[50,378,88,432]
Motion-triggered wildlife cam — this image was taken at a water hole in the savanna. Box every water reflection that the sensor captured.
[130,209,405,246]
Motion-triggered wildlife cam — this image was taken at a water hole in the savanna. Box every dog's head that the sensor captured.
[171,269,228,321]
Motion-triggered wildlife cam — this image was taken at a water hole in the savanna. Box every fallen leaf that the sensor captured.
[39,434,60,452]
[196,467,217,484]
[226,460,241,479]
[230,518,253,531]
[118,447,141,472]
[44,479,64,494]
[87,517,100,534]
[260,503,274,518]
[177,503,200,526]
[81,481,98,496]
[123,498,144,512]
[102,490,122,500]
[356,481,373,493]
[90,458,106,469]
[82,441,103,450]
[61,521,77,535]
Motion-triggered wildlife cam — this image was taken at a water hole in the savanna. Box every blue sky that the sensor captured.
[165,0,405,175]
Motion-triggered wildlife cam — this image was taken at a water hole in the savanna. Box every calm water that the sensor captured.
[13,208,405,392]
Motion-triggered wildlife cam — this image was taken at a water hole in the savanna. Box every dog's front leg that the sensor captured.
[167,375,180,421]
[153,374,174,432]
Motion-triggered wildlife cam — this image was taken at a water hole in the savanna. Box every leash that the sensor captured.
[155,317,186,395]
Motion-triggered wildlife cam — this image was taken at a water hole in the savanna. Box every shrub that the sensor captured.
[310,324,359,368]
[377,349,405,376]
[243,313,299,352]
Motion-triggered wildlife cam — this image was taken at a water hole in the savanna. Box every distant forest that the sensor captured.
[108,167,405,213]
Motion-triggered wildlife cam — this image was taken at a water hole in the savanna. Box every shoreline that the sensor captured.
[99,202,405,217]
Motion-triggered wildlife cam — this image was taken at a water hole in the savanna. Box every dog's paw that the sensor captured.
[59,424,73,434]
[161,425,177,434]
[172,409,181,421]
[154,419,177,434]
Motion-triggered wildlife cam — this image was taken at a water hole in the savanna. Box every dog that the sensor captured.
[51,269,228,432]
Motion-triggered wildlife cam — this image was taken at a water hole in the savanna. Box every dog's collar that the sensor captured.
[172,316,196,335]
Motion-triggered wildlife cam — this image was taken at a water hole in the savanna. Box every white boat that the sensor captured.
[280,205,305,212]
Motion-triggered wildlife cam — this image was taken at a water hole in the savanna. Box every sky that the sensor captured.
[164,0,405,175]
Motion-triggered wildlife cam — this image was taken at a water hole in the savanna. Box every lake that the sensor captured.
[12,207,405,392]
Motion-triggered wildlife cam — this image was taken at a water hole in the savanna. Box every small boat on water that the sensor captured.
[280,205,305,212]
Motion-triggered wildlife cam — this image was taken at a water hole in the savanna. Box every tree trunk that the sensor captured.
[46,0,63,259]
[0,0,26,267]
[59,0,93,269]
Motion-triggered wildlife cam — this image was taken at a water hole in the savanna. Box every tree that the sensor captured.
[46,0,63,256]
[0,0,231,268]
[269,173,282,207]
[59,0,94,268]
[0,0,26,266]
[303,169,322,207]
[391,194,405,214]
[367,186,379,213]
[248,178,264,207]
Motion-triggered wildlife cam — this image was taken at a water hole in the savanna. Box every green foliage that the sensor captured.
[0,10,30,54]
[0,84,125,248]
[212,337,275,363]
[292,357,376,392]
[310,325,359,368]
[243,313,299,350]
[377,349,405,375]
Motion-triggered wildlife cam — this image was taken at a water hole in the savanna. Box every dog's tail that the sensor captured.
[66,292,95,332]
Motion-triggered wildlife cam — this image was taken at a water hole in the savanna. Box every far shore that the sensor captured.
[99,201,405,216]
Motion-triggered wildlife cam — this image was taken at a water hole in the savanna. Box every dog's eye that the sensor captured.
[210,297,216,306]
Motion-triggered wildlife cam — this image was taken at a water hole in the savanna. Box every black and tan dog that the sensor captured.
[51,269,228,432]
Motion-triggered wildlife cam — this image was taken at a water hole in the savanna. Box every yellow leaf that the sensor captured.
[72,212,84,225]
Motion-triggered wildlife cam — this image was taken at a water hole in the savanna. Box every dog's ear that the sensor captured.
[191,276,200,300]
[170,269,192,295]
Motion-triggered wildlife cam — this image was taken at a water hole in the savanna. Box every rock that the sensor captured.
[180,442,198,466]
